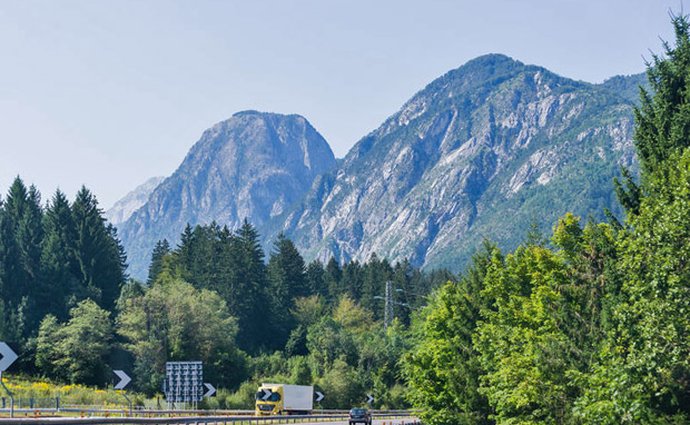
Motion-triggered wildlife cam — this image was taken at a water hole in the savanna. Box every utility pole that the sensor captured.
[384,281,394,331]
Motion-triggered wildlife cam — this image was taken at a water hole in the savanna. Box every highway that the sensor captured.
[290,419,416,425]
[0,414,420,425]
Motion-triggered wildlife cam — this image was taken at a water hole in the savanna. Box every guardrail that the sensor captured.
[0,413,418,425]
[0,409,414,418]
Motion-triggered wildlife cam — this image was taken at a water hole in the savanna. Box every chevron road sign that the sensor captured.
[203,383,216,397]
[114,370,131,390]
[0,342,18,372]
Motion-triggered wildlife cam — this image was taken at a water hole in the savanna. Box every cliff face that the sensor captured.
[118,111,337,278]
[275,54,637,271]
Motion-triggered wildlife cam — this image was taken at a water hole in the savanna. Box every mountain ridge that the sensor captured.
[270,53,638,271]
[116,54,642,279]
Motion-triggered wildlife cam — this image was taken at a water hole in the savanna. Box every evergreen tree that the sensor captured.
[267,234,307,349]
[234,219,269,352]
[0,177,43,343]
[147,239,170,285]
[616,14,690,214]
[324,257,343,303]
[175,223,195,278]
[39,190,79,321]
[72,186,126,310]
[1,177,30,308]
[340,260,364,302]
[305,260,327,297]
[270,234,309,299]
[362,254,393,320]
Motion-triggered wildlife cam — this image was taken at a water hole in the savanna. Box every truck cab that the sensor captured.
[255,384,283,415]
[255,383,313,416]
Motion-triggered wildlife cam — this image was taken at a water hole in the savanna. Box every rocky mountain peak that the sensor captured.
[275,56,638,271]
[115,55,642,280]
[117,111,337,279]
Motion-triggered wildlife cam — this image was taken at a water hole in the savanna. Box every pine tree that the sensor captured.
[71,187,126,310]
[324,257,343,304]
[175,223,195,278]
[234,219,269,352]
[616,14,690,214]
[0,177,41,342]
[39,190,79,321]
[362,254,393,320]
[267,233,307,349]
[1,177,30,307]
[306,260,327,297]
[147,239,171,285]
[269,234,309,299]
[340,260,364,302]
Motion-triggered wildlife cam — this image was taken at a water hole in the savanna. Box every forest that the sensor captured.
[0,177,448,408]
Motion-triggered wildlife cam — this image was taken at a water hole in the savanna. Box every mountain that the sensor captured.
[105,176,164,225]
[118,111,337,279]
[273,54,638,271]
[599,72,648,104]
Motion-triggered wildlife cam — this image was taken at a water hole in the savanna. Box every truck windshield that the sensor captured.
[256,390,281,402]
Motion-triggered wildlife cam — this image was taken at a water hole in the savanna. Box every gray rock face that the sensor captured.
[118,111,337,279]
[106,176,164,225]
[115,54,643,279]
[275,54,639,271]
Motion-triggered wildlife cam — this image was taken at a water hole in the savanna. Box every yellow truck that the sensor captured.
[255,383,314,415]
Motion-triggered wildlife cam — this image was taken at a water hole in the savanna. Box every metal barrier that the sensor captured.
[0,413,418,425]
[0,412,418,425]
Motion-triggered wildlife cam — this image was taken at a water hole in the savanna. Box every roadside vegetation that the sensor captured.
[404,14,690,424]
[0,182,444,409]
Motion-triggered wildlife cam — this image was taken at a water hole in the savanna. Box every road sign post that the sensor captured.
[0,342,18,418]
[164,361,204,409]
[113,370,133,416]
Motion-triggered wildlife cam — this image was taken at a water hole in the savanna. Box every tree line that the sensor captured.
[0,182,126,376]
[0,178,446,407]
[125,221,447,405]
[403,15,690,424]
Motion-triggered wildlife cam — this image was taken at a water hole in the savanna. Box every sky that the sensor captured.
[0,0,680,209]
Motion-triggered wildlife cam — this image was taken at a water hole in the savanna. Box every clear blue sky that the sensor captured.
[0,0,679,208]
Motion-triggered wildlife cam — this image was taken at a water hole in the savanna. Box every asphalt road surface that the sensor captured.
[294,419,418,425]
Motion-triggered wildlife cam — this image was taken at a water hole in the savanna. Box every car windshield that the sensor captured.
[350,408,367,415]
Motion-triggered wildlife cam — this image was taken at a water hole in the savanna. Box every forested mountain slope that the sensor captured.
[277,54,639,271]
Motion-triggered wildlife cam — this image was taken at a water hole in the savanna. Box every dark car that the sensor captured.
[349,408,372,425]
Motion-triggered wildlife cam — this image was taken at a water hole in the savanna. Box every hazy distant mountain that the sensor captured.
[118,111,337,279]
[274,54,638,271]
[105,176,164,225]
